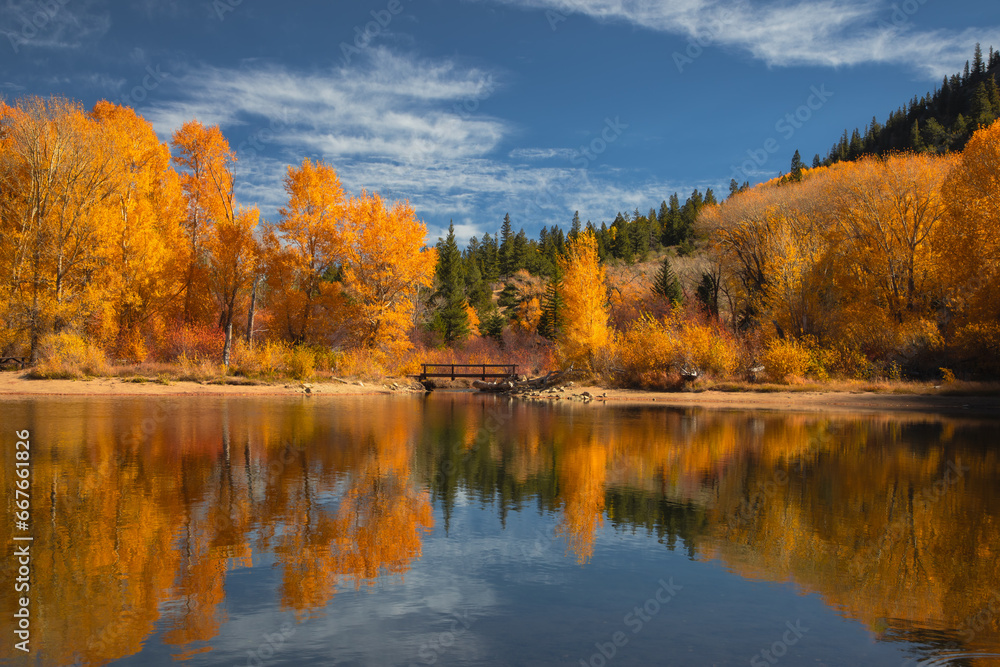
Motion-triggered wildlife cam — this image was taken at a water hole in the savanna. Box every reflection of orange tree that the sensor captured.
[701,418,1000,660]
[0,402,189,666]
[0,398,435,664]
[272,424,434,619]
[161,437,254,657]
[555,431,608,564]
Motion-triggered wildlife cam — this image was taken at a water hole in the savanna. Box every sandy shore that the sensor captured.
[1,371,998,416]
[563,385,1000,416]
[0,371,398,397]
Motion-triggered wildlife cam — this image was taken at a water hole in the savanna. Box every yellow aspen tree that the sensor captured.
[937,119,1000,371]
[339,192,437,355]
[91,101,186,361]
[558,230,610,367]
[171,120,236,326]
[0,96,119,360]
[266,158,347,344]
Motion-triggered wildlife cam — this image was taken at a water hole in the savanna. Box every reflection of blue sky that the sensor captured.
[117,498,909,666]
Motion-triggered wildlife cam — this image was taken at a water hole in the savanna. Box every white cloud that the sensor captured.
[142,49,688,239]
[486,0,1000,78]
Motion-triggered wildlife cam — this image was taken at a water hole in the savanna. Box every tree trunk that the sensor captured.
[245,274,259,343]
[222,322,233,367]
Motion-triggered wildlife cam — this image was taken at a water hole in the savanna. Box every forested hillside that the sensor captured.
[819,44,1000,165]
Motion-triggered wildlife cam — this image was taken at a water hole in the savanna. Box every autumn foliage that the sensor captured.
[2,93,999,383]
[0,96,435,371]
[693,123,1000,380]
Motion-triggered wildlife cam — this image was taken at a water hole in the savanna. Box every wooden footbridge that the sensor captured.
[418,363,517,382]
[0,356,29,370]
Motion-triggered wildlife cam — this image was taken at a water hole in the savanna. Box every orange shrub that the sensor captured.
[761,338,812,383]
[164,323,225,362]
[610,311,738,387]
[29,332,108,378]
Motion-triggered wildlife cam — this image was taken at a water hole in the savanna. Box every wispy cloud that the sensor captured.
[0,0,110,54]
[508,147,577,160]
[487,0,1000,78]
[142,49,685,239]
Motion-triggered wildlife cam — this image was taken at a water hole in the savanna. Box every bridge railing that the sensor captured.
[418,364,517,381]
[0,356,29,370]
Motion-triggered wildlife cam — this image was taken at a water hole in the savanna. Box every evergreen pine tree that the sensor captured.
[511,228,528,274]
[611,212,633,263]
[790,150,804,181]
[433,222,471,345]
[479,232,499,282]
[729,179,740,197]
[647,207,660,250]
[972,82,996,127]
[570,211,582,240]
[480,307,505,345]
[651,256,682,304]
[657,199,670,242]
[910,120,926,152]
[812,154,822,168]
[464,257,491,313]
[677,189,702,243]
[499,213,514,280]
[695,272,720,317]
[537,267,565,341]
[973,43,985,78]
[497,282,520,312]
[988,77,1000,118]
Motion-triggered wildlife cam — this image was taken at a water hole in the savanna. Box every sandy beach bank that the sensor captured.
[2,372,998,416]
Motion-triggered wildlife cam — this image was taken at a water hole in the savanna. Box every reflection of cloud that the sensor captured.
[484,0,1000,78]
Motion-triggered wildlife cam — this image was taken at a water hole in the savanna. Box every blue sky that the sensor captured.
[1,0,997,243]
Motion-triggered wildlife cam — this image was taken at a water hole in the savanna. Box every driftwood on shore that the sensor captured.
[473,368,572,394]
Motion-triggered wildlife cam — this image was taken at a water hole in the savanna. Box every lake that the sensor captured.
[1,392,999,666]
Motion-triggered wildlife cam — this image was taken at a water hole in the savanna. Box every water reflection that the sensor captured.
[0,394,998,665]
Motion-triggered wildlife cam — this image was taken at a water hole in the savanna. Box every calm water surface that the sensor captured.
[1,393,999,666]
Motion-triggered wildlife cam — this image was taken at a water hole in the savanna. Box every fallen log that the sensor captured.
[473,368,574,393]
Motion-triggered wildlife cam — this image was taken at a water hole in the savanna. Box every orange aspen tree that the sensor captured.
[90,101,186,361]
[339,192,437,355]
[170,120,236,326]
[828,153,953,321]
[207,205,261,365]
[0,96,119,360]
[937,119,1000,371]
[172,120,259,364]
[558,230,610,367]
[266,158,347,344]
